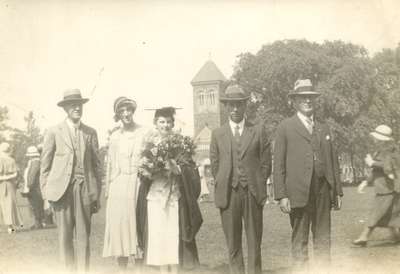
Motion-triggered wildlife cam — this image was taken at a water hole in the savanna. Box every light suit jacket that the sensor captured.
[40,121,101,204]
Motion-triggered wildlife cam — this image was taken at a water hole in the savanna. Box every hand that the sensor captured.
[333,195,342,210]
[365,154,374,167]
[167,159,181,175]
[279,198,291,214]
[389,174,395,180]
[357,180,368,194]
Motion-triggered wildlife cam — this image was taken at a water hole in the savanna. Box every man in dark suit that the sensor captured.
[210,84,272,274]
[273,79,343,271]
[41,89,101,272]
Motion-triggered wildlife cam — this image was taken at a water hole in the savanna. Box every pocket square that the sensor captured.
[326,135,330,140]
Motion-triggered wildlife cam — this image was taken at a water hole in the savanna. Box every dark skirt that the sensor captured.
[367,192,400,228]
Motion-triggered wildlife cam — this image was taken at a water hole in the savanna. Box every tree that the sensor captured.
[371,44,400,141]
[10,111,43,169]
[0,106,10,143]
[233,39,379,182]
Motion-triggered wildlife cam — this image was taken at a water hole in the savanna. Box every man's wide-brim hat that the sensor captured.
[288,79,321,97]
[26,146,40,157]
[57,89,89,107]
[370,124,393,141]
[220,84,250,102]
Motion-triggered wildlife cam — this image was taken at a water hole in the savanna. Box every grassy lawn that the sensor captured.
[1,187,400,273]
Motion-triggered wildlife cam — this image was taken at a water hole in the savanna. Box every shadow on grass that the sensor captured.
[366,240,400,248]
[188,264,291,274]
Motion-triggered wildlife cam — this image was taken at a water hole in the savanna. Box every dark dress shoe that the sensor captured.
[352,239,367,247]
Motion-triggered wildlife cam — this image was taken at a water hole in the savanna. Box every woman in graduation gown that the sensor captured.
[137,107,202,274]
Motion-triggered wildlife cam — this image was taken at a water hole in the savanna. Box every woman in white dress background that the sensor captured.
[103,97,146,272]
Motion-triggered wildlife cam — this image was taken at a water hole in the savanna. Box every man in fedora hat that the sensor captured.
[41,89,101,272]
[210,84,272,274]
[273,79,343,271]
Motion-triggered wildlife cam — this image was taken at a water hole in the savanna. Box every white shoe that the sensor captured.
[7,227,15,234]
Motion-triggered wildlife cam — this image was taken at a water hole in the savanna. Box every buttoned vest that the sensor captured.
[71,128,84,176]
[310,130,325,179]
[230,132,248,187]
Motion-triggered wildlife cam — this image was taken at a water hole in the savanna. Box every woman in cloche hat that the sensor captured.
[353,125,400,246]
[102,96,146,271]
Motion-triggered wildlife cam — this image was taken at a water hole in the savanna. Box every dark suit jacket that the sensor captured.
[40,121,101,204]
[27,158,40,189]
[210,121,272,209]
[273,115,343,208]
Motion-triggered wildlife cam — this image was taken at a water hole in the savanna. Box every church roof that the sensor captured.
[194,125,212,144]
[191,60,227,84]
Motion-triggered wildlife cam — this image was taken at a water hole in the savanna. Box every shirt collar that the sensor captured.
[229,118,245,130]
[66,118,81,130]
[297,111,313,124]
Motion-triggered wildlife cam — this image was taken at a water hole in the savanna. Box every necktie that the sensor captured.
[305,117,313,134]
[234,125,241,143]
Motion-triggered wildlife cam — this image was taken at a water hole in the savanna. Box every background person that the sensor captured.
[0,142,23,234]
[21,146,45,230]
[353,125,400,246]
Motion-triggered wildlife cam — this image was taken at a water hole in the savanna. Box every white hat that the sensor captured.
[202,158,211,166]
[288,79,321,97]
[26,146,40,157]
[0,142,10,153]
[370,125,393,141]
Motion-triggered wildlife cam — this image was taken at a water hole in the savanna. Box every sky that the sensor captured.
[0,0,399,145]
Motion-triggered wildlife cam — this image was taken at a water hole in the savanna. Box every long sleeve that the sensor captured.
[91,130,102,199]
[40,130,56,200]
[209,130,219,179]
[259,124,272,183]
[329,129,343,197]
[27,159,40,188]
[273,123,288,200]
[104,141,113,198]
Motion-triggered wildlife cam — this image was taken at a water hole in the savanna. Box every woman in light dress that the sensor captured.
[0,142,23,234]
[137,107,202,274]
[103,97,146,271]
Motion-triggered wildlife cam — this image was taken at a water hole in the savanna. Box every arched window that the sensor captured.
[209,89,215,105]
[198,90,204,105]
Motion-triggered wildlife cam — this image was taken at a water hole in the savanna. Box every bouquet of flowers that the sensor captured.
[138,130,196,180]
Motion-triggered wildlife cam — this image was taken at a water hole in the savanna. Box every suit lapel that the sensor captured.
[221,123,232,155]
[79,123,87,164]
[59,121,73,150]
[314,120,322,148]
[292,115,312,141]
[240,123,255,159]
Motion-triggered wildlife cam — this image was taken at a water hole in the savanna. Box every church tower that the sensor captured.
[191,60,227,137]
